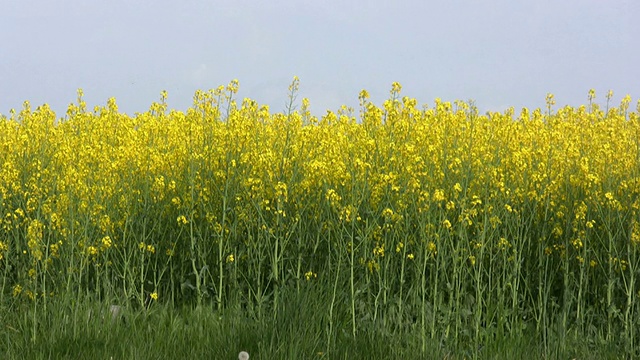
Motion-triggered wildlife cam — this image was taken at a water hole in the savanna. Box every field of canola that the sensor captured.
[2,79,640,356]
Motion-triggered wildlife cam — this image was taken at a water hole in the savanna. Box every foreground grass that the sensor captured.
[0,280,628,360]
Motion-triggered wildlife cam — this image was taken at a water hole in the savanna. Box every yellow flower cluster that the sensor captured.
[0,240,7,261]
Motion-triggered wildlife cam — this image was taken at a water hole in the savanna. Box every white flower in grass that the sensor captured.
[110,305,123,321]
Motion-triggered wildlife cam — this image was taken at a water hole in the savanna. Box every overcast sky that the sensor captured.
[1,0,638,117]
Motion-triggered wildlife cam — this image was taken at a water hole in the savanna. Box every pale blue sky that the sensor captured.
[2,0,638,117]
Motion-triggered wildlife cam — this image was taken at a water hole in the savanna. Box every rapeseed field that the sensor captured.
[1,79,639,358]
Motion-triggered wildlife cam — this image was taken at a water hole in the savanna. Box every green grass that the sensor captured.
[1,273,630,360]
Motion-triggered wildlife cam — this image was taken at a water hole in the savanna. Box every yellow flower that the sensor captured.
[27,219,44,261]
[226,254,235,263]
[87,246,98,256]
[49,241,62,258]
[13,284,22,297]
[497,237,511,250]
[150,292,158,301]
[366,260,380,273]
[382,208,394,219]
[446,201,455,210]
[101,236,112,250]
[432,189,445,202]
[358,89,370,101]
[631,221,640,245]
[304,271,317,281]
[391,81,402,93]
[427,241,437,255]
[373,244,385,257]
[0,240,7,260]
[571,238,583,250]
